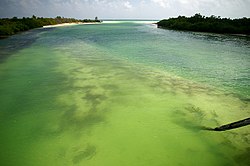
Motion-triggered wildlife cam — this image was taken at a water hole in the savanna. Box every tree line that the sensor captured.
[157,14,250,35]
[0,15,101,37]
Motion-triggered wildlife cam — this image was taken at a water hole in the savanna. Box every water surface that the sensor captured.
[0,21,249,166]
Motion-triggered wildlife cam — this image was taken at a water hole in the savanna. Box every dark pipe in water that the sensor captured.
[213,118,250,131]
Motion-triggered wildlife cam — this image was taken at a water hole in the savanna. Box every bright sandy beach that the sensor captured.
[43,22,100,28]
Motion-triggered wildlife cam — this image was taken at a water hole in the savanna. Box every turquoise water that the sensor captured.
[0,21,249,166]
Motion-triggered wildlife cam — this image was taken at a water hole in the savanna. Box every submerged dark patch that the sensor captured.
[72,145,96,164]
[234,147,250,166]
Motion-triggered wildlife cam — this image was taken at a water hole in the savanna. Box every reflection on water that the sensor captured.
[0,22,249,166]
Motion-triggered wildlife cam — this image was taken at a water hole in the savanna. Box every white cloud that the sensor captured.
[151,0,169,8]
[0,0,250,19]
[124,1,132,9]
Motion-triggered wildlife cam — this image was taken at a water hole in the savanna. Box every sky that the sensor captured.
[0,0,250,19]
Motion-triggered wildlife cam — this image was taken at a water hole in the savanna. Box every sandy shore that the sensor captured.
[43,22,99,28]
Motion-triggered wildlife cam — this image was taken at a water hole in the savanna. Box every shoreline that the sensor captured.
[158,26,250,37]
[43,22,100,28]
[157,14,250,36]
[0,22,101,39]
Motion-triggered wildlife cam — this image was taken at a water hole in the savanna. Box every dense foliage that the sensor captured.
[0,15,100,37]
[157,14,250,35]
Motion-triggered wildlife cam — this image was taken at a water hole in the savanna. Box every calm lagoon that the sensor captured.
[0,21,249,166]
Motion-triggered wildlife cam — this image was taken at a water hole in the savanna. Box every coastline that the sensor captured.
[0,22,101,39]
[43,22,100,28]
[158,26,250,37]
[157,14,250,35]
[0,16,101,39]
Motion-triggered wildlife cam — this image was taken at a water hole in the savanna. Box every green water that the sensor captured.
[0,21,249,166]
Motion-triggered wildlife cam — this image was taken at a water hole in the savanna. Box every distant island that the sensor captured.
[157,14,250,35]
[0,15,101,38]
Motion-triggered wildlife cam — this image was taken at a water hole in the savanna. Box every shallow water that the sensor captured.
[0,21,249,166]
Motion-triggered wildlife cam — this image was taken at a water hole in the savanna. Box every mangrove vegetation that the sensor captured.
[157,14,250,35]
[0,15,100,37]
